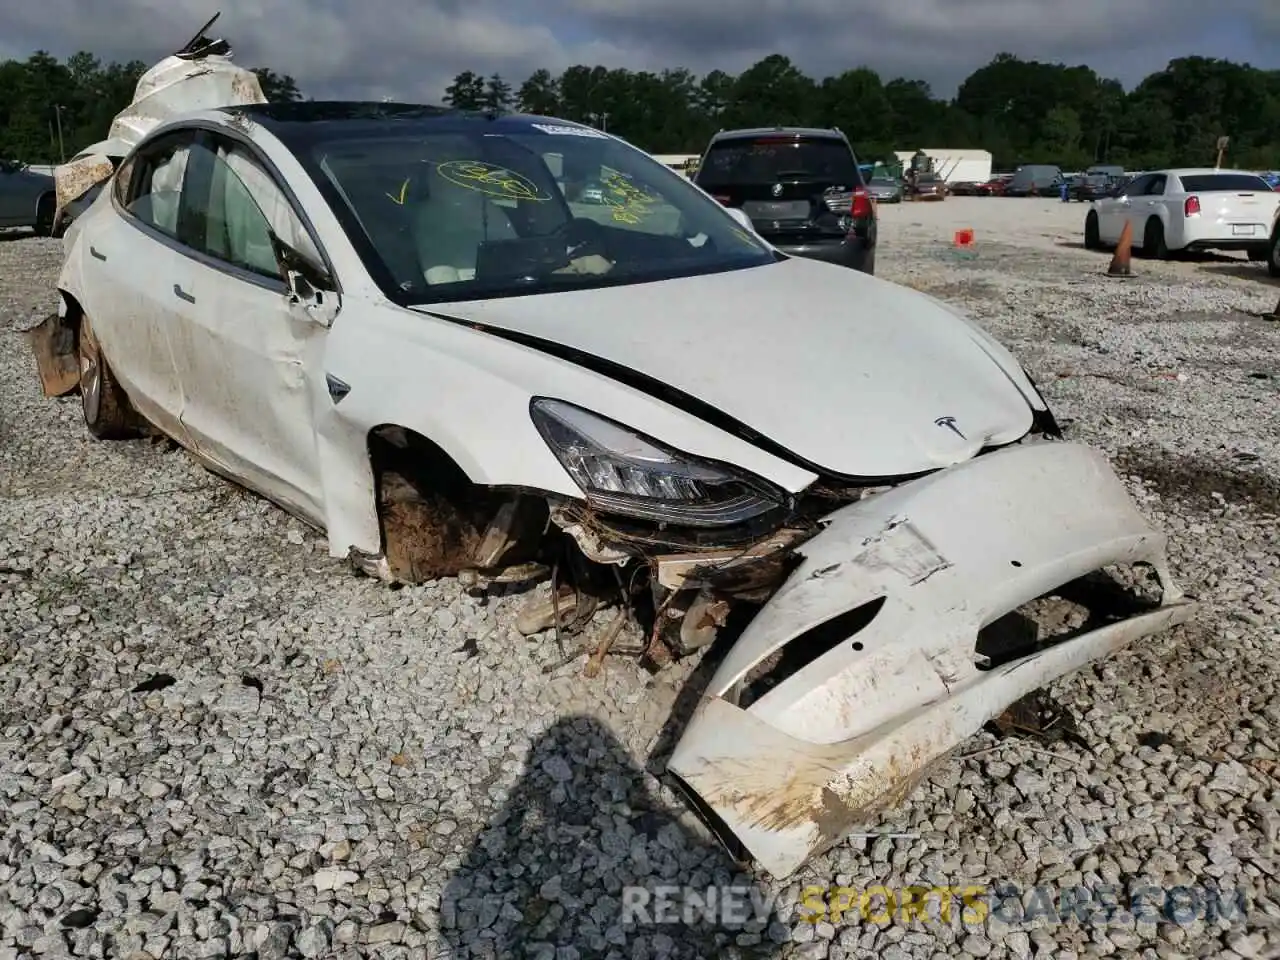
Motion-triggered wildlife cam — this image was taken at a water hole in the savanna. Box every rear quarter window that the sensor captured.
[1178,174,1271,192]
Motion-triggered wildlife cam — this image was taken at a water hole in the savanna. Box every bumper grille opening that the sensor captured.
[736,596,887,709]
[975,562,1164,671]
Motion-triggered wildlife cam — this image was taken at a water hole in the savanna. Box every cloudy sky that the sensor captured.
[3,1,1278,102]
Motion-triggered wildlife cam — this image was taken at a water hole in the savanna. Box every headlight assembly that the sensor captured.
[530,398,787,527]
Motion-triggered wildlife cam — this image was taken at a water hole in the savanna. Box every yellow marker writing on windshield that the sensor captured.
[436,160,549,201]
[387,179,409,204]
[601,172,657,224]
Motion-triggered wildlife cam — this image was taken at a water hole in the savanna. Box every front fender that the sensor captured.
[312,298,818,561]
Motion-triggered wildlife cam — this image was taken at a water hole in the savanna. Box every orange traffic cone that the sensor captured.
[1106,220,1134,278]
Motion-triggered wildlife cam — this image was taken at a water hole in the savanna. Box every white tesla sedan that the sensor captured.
[30,101,1194,879]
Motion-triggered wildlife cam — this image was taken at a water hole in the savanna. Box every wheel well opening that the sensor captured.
[368,425,473,503]
[367,425,548,583]
[58,290,85,332]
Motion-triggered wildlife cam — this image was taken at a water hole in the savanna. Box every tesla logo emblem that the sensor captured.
[935,416,966,439]
[771,183,783,197]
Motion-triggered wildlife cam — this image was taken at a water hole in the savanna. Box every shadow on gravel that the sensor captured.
[1115,448,1280,515]
[438,714,786,959]
[1051,241,1272,276]
[1196,262,1278,285]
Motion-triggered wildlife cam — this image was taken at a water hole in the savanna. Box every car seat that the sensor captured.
[413,172,519,285]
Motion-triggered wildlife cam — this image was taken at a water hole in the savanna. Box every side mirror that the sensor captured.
[271,231,333,293]
[270,232,338,326]
[725,206,755,233]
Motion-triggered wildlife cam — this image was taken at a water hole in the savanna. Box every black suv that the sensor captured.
[693,127,876,274]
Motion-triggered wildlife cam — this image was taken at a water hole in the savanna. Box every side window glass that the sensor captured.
[188,137,322,280]
[1146,176,1166,196]
[1123,176,1149,198]
[126,136,192,236]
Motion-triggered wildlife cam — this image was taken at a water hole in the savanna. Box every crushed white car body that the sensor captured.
[26,42,1194,882]
[52,14,265,228]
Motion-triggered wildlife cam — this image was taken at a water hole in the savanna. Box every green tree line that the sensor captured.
[0,52,302,164]
[4,48,1278,172]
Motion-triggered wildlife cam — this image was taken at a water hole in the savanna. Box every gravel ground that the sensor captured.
[1,197,1278,960]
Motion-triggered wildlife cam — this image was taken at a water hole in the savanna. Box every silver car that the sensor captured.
[0,159,58,235]
[867,176,903,203]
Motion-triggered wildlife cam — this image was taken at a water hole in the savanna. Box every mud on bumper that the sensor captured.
[665,441,1194,879]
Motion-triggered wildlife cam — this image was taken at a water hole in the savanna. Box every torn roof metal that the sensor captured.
[53,14,266,222]
[103,49,266,153]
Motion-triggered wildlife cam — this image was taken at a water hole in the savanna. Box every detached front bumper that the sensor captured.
[666,441,1194,880]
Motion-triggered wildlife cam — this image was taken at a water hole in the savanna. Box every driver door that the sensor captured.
[164,131,334,524]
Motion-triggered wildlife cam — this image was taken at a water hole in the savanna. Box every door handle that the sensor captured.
[173,283,196,303]
[90,246,106,261]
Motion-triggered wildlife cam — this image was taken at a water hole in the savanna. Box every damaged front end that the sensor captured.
[658,440,1194,879]
[415,423,1192,880]
[51,13,266,229]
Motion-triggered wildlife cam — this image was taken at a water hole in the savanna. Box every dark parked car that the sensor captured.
[867,176,903,203]
[0,159,58,234]
[1069,173,1120,201]
[694,126,876,274]
[1005,164,1064,197]
[907,173,948,201]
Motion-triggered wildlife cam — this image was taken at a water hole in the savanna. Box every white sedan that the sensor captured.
[1269,204,1280,277]
[30,99,1193,879]
[1085,167,1280,258]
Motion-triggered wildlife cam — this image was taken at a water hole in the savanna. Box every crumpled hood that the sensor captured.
[423,257,1040,478]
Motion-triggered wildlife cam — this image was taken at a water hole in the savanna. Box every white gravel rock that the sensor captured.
[2,201,1278,959]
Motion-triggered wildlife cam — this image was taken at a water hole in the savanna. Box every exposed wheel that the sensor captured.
[1270,230,1280,278]
[78,316,137,439]
[34,194,56,237]
[1084,212,1101,250]
[1143,218,1168,259]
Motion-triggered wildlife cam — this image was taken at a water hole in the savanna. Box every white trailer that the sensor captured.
[894,149,993,184]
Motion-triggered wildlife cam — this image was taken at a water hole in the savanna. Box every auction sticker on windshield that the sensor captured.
[530,123,609,139]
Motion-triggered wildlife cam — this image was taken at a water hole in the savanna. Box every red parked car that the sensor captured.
[974,174,1014,196]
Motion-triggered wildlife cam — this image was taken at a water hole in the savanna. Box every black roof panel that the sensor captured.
[219,102,608,140]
